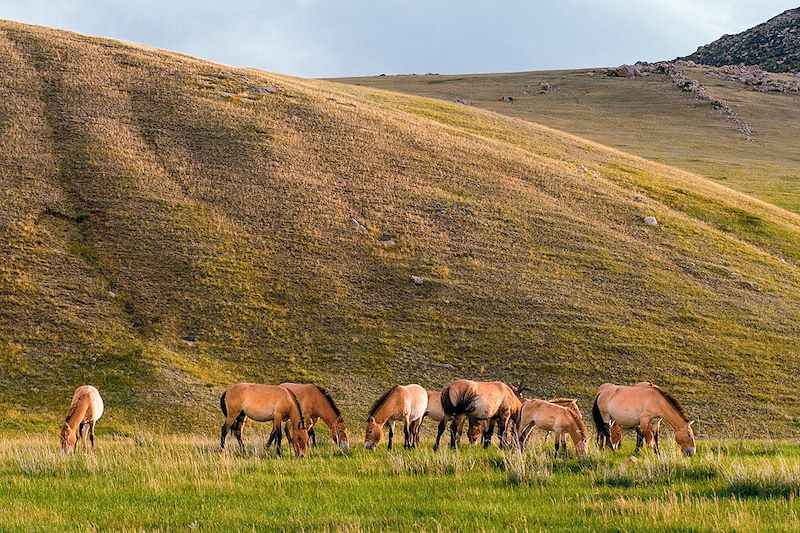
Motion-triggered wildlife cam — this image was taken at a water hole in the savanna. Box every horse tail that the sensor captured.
[441,383,477,417]
[592,394,608,446]
[219,391,228,417]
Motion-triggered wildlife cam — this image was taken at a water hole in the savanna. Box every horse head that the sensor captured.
[291,419,309,458]
[609,421,623,451]
[59,422,75,454]
[363,416,384,450]
[333,415,350,452]
[676,420,696,456]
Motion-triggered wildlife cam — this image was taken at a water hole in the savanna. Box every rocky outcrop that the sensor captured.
[681,7,800,73]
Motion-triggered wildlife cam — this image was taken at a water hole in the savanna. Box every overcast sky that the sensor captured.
[1,1,797,77]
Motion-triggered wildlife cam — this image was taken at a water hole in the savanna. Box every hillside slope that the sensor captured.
[683,7,800,72]
[1,21,800,435]
[339,67,800,214]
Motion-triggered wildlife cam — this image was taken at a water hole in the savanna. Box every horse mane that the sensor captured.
[368,385,399,419]
[314,385,341,417]
[564,404,588,439]
[64,401,80,423]
[648,384,688,421]
[284,388,305,425]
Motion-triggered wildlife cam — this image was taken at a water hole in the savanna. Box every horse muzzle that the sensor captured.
[683,447,696,457]
[364,441,377,450]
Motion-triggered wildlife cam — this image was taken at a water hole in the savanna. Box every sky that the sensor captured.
[1,1,797,77]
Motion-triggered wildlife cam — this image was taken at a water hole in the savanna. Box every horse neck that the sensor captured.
[315,395,339,429]
[655,394,689,432]
[285,396,303,427]
[372,394,398,425]
[65,397,89,431]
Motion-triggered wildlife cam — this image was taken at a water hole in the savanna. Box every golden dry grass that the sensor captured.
[0,21,799,435]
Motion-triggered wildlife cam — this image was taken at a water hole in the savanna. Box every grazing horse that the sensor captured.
[280,383,349,451]
[220,383,309,457]
[426,390,485,450]
[592,382,696,456]
[60,385,104,453]
[541,398,581,441]
[364,384,427,450]
[518,399,589,457]
[441,379,522,449]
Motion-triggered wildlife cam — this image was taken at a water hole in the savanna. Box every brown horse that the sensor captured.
[542,398,581,441]
[595,383,660,452]
[280,383,349,451]
[220,383,309,457]
[441,379,522,449]
[364,384,427,450]
[60,385,104,453]
[592,382,696,456]
[426,390,484,450]
[518,399,589,457]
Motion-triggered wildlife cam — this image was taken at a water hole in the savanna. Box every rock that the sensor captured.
[351,218,367,232]
[643,216,658,226]
[441,363,455,370]
[627,456,638,464]
[248,85,275,94]
[454,98,472,105]
[635,195,646,202]
[108,291,116,298]
[499,95,515,102]
[380,238,396,247]
[411,275,424,285]
[539,82,552,92]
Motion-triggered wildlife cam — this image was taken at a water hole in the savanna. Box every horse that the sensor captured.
[592,382,696,456]
[279,383,349,451]
[440,379,522,449]
[60,385,104,453]
[595,382,661,452]
[364,384,427,450]
[541,398,581,441]
[518,399,589,457]
[219,383,309,457]
[426,390,485,450]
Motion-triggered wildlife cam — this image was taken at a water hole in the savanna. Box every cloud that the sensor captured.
[0,0,796,77]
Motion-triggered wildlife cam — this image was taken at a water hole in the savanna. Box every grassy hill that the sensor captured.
[339,67,800,214]
[1,21,800,437]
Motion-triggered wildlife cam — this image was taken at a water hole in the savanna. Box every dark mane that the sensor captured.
[368,385,399,419]
[650,384,688,421]
[314,385,341,417]
[64,402,80,423]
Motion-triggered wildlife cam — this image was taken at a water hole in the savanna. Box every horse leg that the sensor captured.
[653,425,661,455]
[385,421,393,450]
[554,429,561,456]
[434,419,446,451]
[220,411,239,452]
[89,420,96,450]
[412,417,423,448]
[483,419,496,449]
[403,416,412,449]
[309,419,317,447]
[448,417,460,449]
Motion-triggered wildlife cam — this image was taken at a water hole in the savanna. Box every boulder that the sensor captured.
[643,216,658,226]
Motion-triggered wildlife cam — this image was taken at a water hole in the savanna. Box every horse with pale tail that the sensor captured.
[280,383,349,451]
[592,381,695,456]
[518,399,589,457]
[220,383,309,457]
[440,379,522,449]
[364,384,427,450]
[60,385,104,453]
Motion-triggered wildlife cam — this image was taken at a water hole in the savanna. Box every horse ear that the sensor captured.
[367,416,375,423]
[336,416,344,423]
[688,420,695,427]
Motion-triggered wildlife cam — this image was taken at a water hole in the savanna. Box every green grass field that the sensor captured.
[2,431,800,531]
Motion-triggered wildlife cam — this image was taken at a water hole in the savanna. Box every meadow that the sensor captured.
[2,429,799,531]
